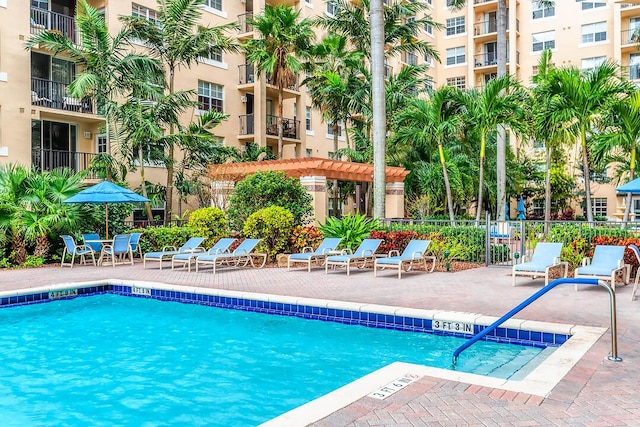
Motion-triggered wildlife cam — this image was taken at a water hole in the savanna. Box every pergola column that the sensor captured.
[385,182,405,219]
[300,176,327,225]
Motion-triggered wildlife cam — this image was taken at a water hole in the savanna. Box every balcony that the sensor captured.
[31,78,94,113]
[237,12,253,36]
[622,28,640,52]
[473,51,519,69]
[473,18,519,39]
[238,64,255,85]
[266,74,299,91]
[239,114,255,135]
[266,115,300,139]
[30,7,77,43]
[32,148,97,177]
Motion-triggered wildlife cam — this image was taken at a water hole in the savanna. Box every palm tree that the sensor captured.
[459,74,529,222]
[243,5,315,160]
[547,62,630,222]
[120,0,238,223]
[25,0,163,178]
[592,90,640,224]
[392,85,464,222]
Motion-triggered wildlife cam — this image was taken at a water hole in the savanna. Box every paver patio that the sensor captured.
[1,261,639,426]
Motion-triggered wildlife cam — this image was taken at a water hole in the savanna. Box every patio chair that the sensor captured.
[512,242,568,287]
[325,239,383,276]
[629,245,640,301]
[287,237,342,272]
[374,240,436,279]
[574,245,629,291]
[82,233,102,253]
[99,234,134,267]
[490,222,515,247]
[61,235,96,268]
[143,237,205,270]
[172,238,237,272]
[195,238,265,273]
[128,232,143,259]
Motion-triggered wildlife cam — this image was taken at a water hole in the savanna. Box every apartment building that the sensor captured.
[0,0,638,219]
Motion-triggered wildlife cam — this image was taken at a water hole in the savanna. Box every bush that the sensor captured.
[243,206,294,260]
[227,171,313,231]
[131,226,192,253]
[289,226,324,253]
[187,207,229,248]
[369,230,422,255]
[318,213,381,251]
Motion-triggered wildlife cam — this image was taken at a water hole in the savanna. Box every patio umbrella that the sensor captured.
[516,196,526,220]
[616,177,640,194]
[63,181,149,238]
[505,201,510,220]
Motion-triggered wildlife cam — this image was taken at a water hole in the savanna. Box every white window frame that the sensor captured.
[581,21,607,44]
[446,16,465,36]
[198,46,228,69]
[592,197,607,218]
[577,0,606,11]
[532,1,554,19]
[445,46,466,66]
[532,30,555,52]
[446,76,466,89]
[197,81,224,114]
[305,106,313,133]
[581,56,606,71]
[326,1,339,17]
[327,121,343,137]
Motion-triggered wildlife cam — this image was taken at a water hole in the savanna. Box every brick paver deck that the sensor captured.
[1,261,639,426]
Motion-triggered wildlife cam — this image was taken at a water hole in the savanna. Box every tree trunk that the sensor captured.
[333,123,340,217]
[439,142,455,223]
[475,134,486,222]
[278,87,284,159]
[544,144,552,234]
[496,0,508,222]
[165,67,176,225]
[11,231,27,265]
[370,0,386,219]
[581,129,594,223]
[140,149,154,223]
[34,234,50,259]
[623,147,636,224]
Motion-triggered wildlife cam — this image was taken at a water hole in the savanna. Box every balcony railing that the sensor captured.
[473,18,518,36]
[473,0,497,4]
[32,148,97,177]
[266,115,300,139]
[238,12,253,34]
[238,64,255,85]
[239,114,254,135]
[31,78,94,113]
[30,7,76,43]
[622,28,640,45]
[473,51,519,67]
[266,74,299,91]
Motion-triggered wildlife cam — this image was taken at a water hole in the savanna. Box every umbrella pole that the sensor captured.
[106,203,109,239]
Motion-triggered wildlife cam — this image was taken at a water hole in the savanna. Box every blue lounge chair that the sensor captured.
[374,239,435,279]
[574,245,629,291]
[172,238,237,272]
[99,234,133,267]
[195,238,264,273]
[325,239,383,276]
[61,235,96,268]
[629,245,640,301]
[287,237,342,272]
[128,232,143,258]
[512,242,568,287]
[143,237,205,270]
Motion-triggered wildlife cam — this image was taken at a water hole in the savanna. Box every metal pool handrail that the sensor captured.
[452,278,620,365]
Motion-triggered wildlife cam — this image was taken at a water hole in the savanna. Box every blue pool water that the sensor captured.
[0,294,542,426]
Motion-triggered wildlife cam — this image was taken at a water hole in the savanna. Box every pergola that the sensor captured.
[207,157,410,222]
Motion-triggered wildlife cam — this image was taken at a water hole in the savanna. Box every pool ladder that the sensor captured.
[452,278,621,365]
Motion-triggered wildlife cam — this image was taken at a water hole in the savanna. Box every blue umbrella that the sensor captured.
[616,177,640,194]
[516,196,526,220]
[505,201,510,220]
[64,181,149,238]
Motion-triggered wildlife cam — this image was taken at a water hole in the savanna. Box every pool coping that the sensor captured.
[0,279,606,427]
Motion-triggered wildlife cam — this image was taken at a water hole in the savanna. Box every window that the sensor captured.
[630,53,640,80]
[446,76,466,89]
[446,16,465,36]
[581,56,606,71]
[484,72,497,84]
[203,46,223,63]
[198,81,223,112]
[582,22,607,44]
[305,106,312,131]
[446,46,465,66]
[532,1,554,19]
[327,121,342,137]
[204,0,222,11]
[533,199,544,218]
[592,198,607,218]
[326,1,339,16]
[424,22,433,36]
[446,0,455,7]
[577,1,606,10]
[96,134,107,154]
[405,51,418,66]
[132,4,160,26]
[532,30,555,52]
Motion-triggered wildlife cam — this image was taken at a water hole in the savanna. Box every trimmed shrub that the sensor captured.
[243,206,294,260]
[227,171,313,231]
[318,213,381,251]
[187,207,229,247]
[130,226,192,253]
[289,225,324,253]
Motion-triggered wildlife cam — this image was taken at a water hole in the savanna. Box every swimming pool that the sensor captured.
[0,281,605,426]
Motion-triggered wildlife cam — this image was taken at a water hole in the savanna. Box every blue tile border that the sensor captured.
[0,284,571,348]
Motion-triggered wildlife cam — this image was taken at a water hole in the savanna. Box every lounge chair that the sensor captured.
[61,235,96,267]
[374,239,435,279]
[128,232,143,258]
[574,245,629,291]
[325,239,383,276]
[99,234,134,267]
[629,245,640,301]
[143,237,205,270]
[287,237,342,272]
[195,238,265,273]
[171,238,237,272]
[512,242,568,287]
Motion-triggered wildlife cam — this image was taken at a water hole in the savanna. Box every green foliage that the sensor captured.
[243,206,294,259]
[289,225,324,253]
[22,255,45,268]
[186,207,229,247]
[132,226,193,253]
[318,213,381,251]
[227,171,313,231]
[560,237,589,269]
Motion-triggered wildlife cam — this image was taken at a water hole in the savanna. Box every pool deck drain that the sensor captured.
[1,263,640,426]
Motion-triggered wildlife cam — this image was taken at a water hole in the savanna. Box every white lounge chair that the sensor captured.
[325,239,383,276]
[143,237,205,269]
[171,238,236,272]
[374,239,435,279]
[195,238,265,273]
[512,242,567,287]
[574,245,629,291]
[287,237,342,272]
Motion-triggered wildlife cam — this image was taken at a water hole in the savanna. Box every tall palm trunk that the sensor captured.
[439,141,455,223]
[370,0,386,219]
[581,128,594,222]
[495,0,508,221]
[333,123,340,216]
[544,144,552,234]
[278,88,284,159]
[475,134,486,222]
[139,148,154,222]
[165,67,176,224]
[623,148,636,224]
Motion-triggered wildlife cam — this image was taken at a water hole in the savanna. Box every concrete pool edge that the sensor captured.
[3,279,607,427]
